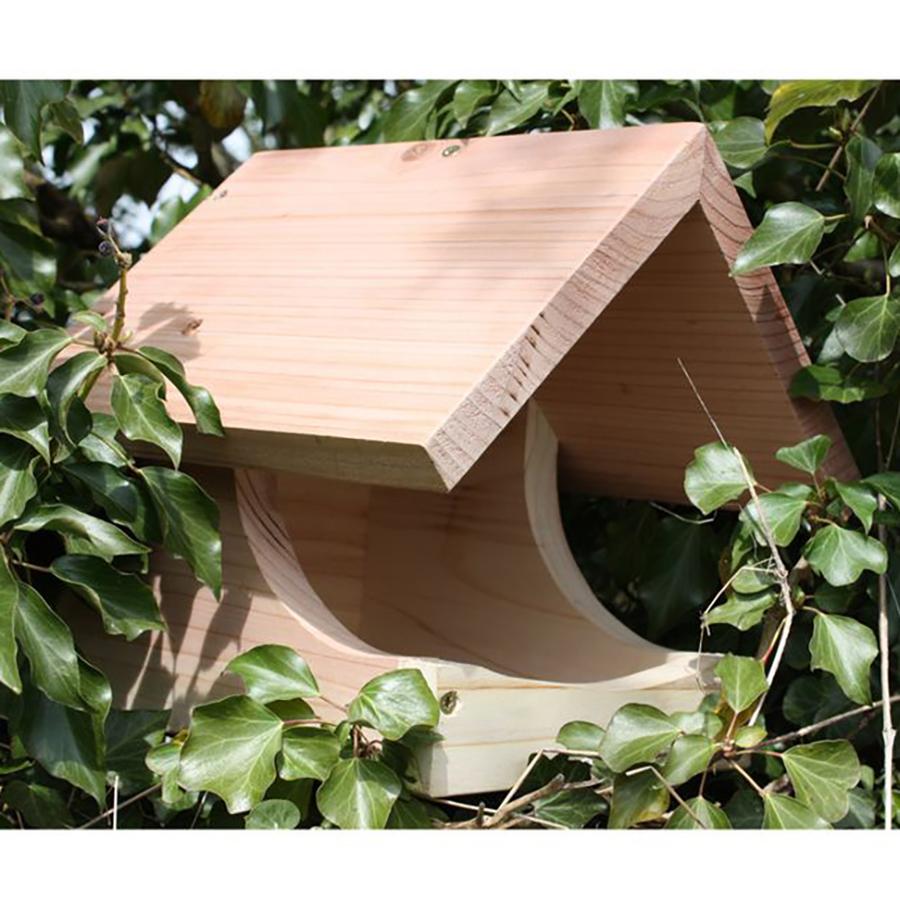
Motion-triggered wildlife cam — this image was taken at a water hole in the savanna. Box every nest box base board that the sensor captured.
[69,403,707,797]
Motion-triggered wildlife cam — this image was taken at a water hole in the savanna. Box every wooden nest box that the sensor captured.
[80,123,854,795]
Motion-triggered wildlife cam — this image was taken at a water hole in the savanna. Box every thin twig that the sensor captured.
[77,784,160,829]
[815,84,880,192]
[627,765,707,828]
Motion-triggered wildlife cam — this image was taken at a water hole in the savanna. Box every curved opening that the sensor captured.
[265,404,693,684]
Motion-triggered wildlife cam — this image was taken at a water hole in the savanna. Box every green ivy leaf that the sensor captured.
[734,724,767,748]
[803,524,887,587]
[46,351,107,444]
[140,466,221,598]
[715,654,768,713]
[279,727,341,782]
[762,793,830,829]
[873,152,900,218]
[178,695,283,813]
[532,788,607,829]
[0,437,38,528]
[865,472,900,512]
[105,708,170,795]
[834,481,877,532]
[704,592,776,631]
[110,373,183,468]
[0,395,49,462]
[0,327,72,397]
[731,202,825,275]
[889,242,900,279]
[0,549,21,694]
[740,491,808,547]
[557,720,605,752]
[809,612,878,704]
[782,740,861,823]
[136,347,224,436]
[15,505,148,562]
[577,81,637,130]
[599,703,679,772]
[381,81,454,142]
[1,780,73,827]
[451,81,495,129]
[834,295,900,363]
[775,435,832,475]
[244,798,300,829]
[713,117,767,169]
[50,555,163,641]
[15,581,84,709]
[608,770,668,829]
[348,669,439,740]
[225,644,319,703]
[791,363,885,404]
[684,441,752,513]
[386,796,443,829]
[146,741,188,806]
[0,80,70,157]
[661,734,715,785]
[666,796,731,829]
[845,136,882,220]
[763,81,877,142]
[316,757,401,830]
[486,83,549,136]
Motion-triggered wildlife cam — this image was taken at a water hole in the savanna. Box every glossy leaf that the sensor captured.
[608,770,668,829]
[244,797,300,829]
[834,481,877,532]
[15,505,148,561]
[486,83,549,136]
[715,654,768,713]
[783,740,861,822]
[714,117,767,169]
[809,612,878,704]
[845,136,882,220]
[0,327,72,397]
[532,788,607,829]
[661,734,715,785]
[740,490,808,547]
[46,351,107,443]
[557,720,605,752]
[834,295,900,363]
[1,780,74,828]
[451,80,495,128]
[225,644,319,703]
[0,395,49,462]
[666,796,731,829]
[803,524,887,587]
[864,472,900,512]
[279,727,341,782]
[734,724,767,748]
[381,81,453,142]
[111,373,182,468]
[178,695,283,813]
[348,668,439,740]
[762,793,830,829]
[0,80,69,156]
[731,202,825,275]
[141,466,221,598]
[873,152,900,218]
[775,435,832,475]
[0,437,38,528]
[105,708,170,794]
[684,441,752,513]
[704,592,776,631]
[599,703,679,772]
[0,550,21,694]
[577,81,636,130]
[316,757,401,830]
[764,81,877,142]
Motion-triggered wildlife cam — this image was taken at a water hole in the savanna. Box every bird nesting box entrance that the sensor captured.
[72,123,855,795]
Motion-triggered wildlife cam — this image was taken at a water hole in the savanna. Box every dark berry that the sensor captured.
[98,240,113,257]
[29,292,44,306]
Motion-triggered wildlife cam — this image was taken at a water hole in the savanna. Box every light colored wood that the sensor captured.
[70,403,705,794]
[84,123,855,498]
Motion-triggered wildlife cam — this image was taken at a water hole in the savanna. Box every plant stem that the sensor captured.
[877,506,896,829]
[815,84,880,191]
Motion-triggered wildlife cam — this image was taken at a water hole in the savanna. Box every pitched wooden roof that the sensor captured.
[98,122,855,499]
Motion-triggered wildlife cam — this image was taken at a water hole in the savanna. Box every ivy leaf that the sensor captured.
[225,644,319,703]
[316,757,401,830]
[381,81,454,142]
[661,734,715,786]
[557,720,605,752]
[715,654,768,713]
[734,724,767,748]
[713,117,767,169]
[791,363,885,404]
[731,202,825,275]
[451,80,495,128]
[0,437,38,528]
[136,347,224,436]
[105,708,170,794]
[864,472,900,512]
[15,504,148,562]
[809,612,878,704]
[873,152,900,219]
[532,788,607,829]
[0,549,21,694]
[0,327,72,397]
[775,435,832,476]
[0,395,49,462]
[279,727,341,782]
[704,592,776,631]
[782,740,861,823]
[599,704,679,772]
[803,524,887,587]
[140,467,221,598]
[348,669,439,740]
[608,770,668,829]
[890,243,900,280]
[762,793,830,829]
[666,796,731,829]
[178,695,283,814]
[684,441,752,513]
[740,491,808,547]
[763,81,877,142]
[834,295,900,363]
[834,481,877,532]
[486,83,549,136]
[46,351,107,444]
[0,780,74,828]
[47,98,83,144]
[50,555,163,641]
[15,581,84,709]
[577,81,636,130]
[386,796,444,829]
[145,741,188,806]
[0,80,70,157]
[111,373,183,468]
[244,798,300,830]
[845,136,882,220]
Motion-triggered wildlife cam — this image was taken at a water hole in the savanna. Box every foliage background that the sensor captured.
[1,79,899,828]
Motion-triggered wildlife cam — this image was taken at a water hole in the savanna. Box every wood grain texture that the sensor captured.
[84,123,853,498]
